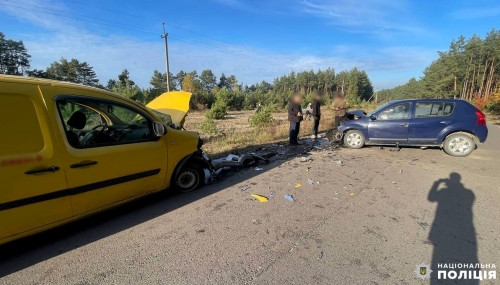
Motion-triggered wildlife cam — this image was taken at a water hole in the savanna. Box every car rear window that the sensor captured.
[415,102,454,117]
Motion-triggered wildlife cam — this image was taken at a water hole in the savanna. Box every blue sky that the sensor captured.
[0,0,499,89]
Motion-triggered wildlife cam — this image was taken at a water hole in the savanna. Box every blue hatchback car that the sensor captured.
[338,99,488,157]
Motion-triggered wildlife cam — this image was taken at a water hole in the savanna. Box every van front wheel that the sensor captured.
[175,163,205,192]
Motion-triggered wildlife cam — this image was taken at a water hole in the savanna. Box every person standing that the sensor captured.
[333,92,349,129]
[288,93,303,146]
[311,91,322,138]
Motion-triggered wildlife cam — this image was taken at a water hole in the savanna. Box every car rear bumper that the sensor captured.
[474,125,488,143]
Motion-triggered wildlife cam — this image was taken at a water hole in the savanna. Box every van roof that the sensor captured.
[0,74,144,109]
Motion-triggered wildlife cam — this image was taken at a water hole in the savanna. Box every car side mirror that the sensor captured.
[369,114,377,121]
[152,121,166,137]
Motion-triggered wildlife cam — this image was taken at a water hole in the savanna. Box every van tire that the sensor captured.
[443,133,475,157]
[344,130,365,149]
[175,163,205,192]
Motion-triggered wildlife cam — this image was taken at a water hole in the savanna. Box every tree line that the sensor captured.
[378,29,500,112]
[0,31,375,112]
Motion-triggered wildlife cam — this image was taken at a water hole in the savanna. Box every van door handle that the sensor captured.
[70,161,98,168]
[440,121,451,124]
[25,166,60,175]
[399,123,408,127]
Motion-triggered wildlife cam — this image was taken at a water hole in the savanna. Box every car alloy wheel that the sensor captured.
[346,133,362,147]
[448,137,472,154]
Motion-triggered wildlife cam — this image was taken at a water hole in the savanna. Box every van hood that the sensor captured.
[146,91,192,127]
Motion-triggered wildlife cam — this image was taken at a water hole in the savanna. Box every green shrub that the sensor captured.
[250,107,274,127]
[205,102,227,119]
[485,100,500,114]
[198,118,218,134]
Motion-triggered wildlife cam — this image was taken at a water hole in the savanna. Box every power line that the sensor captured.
[10,0,294,64]
[1,0,285,65]
[0,0,159,34]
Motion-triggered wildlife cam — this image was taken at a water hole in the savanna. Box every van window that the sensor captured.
[0,95,44,156]
[56,98,154,148]
[415,102,454,117]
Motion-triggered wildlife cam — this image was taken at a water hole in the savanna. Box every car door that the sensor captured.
[408,101,455,144]
[368,102,412,144]
[0,84,72,241]
[41,86,168,216]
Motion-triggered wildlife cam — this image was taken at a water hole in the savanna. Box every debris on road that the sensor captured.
[300,156,312,162]
[308,179,314,185]
[336,160,344,166]
[295,183,302,188]
[270,193,275,198]
[317,251,324,261]
[241,186,250,192]
[251,194,269,203]
[284,194,295,202]
[392,181,396,184]
[350,193,355,196]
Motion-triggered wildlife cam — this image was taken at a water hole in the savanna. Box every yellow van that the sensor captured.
[0,75,210,245]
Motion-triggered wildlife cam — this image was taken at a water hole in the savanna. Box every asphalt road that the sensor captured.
[1,124,499,285]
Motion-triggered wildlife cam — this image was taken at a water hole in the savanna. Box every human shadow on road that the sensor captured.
[428,173,478,284]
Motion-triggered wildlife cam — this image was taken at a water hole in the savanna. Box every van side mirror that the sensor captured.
[152,121,166,137]
[369,114,377,121]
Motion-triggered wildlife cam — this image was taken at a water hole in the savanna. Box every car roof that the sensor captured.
[0,75,143,108]
[390,98,464,103]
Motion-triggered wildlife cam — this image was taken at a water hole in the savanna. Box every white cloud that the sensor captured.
[299,0,423,35]
[1,0,436,89]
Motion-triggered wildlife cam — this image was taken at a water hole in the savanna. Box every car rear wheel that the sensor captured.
[344,130,365,149]
[175,163,205,192]
[443,133,475,157]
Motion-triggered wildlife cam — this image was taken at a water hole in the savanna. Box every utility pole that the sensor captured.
[161,23,170,92]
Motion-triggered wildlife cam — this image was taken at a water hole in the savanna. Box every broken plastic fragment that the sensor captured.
[350,193,355,196]
[226,154,240,161]
[300,156,312,162]
[241,186,250,192]
[251,194,269,203]
[295,183,302,188]
[308,179,314,185]
[284,194,295,202]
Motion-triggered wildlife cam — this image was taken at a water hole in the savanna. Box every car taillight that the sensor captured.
[475,110,486,126]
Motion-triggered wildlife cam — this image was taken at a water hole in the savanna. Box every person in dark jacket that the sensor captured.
[288,93,303,146]
[311,91,322,139]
